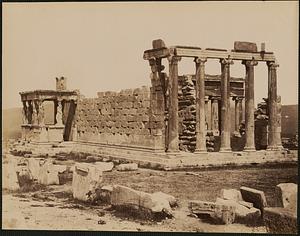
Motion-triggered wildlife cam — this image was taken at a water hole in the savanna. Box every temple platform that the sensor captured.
[10,141,297,171]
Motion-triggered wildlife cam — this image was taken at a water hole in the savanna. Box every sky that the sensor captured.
[2,1,299,109]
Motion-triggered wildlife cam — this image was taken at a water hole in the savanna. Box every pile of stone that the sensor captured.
[189,187,263,225]
[178,75,196,152]
[189,184,297,233]
[71,162,175,219]
[254,98,268,150]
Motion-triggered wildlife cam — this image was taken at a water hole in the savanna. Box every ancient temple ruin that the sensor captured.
[20,77,79,144]
[19,40,283,159]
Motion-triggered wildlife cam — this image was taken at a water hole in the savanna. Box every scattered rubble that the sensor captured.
[188,200,236,225]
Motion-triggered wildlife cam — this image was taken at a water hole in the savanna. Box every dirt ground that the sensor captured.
[2,163,298,232]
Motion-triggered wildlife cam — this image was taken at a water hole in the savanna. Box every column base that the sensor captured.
[166,149,180,155]
[219,147,232,153]
[267,146,283,151]
[194,149,208,154]
[243,146,256,152]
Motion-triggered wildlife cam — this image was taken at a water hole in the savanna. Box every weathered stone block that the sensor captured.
[72,163,103,201]
[275,183,297,210]
[38,161,67,185]
[94,162,114,172]
[189,200,236,224]
[234,41,257,52]
[152,39,166,49]
[240,186,267,212]
[111,185,172,215]
[263,207,297,234]
[216,198,261,225]
[116,163,138,171]
[27,158,44,180]
[152,191,177,207]
[2,163,20,191]
[220,189,243,202]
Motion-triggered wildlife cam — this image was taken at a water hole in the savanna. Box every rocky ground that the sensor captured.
[2,152,298,232]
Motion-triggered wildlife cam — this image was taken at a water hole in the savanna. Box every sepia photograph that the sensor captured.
[2,1,298,234]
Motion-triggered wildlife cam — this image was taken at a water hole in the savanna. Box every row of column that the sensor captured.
[21,100,63,126]
[165,56,282,153]
[204,96,244,136]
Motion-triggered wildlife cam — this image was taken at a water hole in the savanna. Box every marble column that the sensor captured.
[194,57,207,153]
[166,55,181,153]
[276,96,283,148]
[211,97,219,136]
[243,59,258,151]
[56,100,63,126]
[205,96,212,132]
[220,58,233,152]
[267,61,279,150]
[234,97,243,132]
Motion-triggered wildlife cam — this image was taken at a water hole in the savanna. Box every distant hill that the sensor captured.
[281,105,298,138]
[2,104,298,141]
[2,107,23,141]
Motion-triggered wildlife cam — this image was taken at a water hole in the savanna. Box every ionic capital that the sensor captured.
[220,57,234,66]
[167,55,181,65]
[233,96,244,102]
[267,61,279,69]
[242,59,258,67]
[194,57,207,65]
[211,96,220,101]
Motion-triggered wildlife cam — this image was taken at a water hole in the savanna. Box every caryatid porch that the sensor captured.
[143,40,283,154]
[20,77,79,143]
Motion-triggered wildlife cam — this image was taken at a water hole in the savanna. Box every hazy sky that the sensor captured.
[2,1,298,109]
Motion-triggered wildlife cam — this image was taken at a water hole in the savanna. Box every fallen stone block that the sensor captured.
[238,200,254,209]
[38,160,67,185]
[220,189,243,202]
[263,207,297,234]
[240,186,267,213]
[94,162,114,172]
[111,185,172,216]
[189,200,235,224]
[216,198,261,225]
[2,163,20,191]
[275,183,297,210]
[116,163,138,171]
[72,163,103,201]
[152,191,177,207]
[27,158,44,180]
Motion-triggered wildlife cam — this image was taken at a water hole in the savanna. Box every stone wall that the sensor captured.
[74,86,165,150]
[178,75,197,152]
